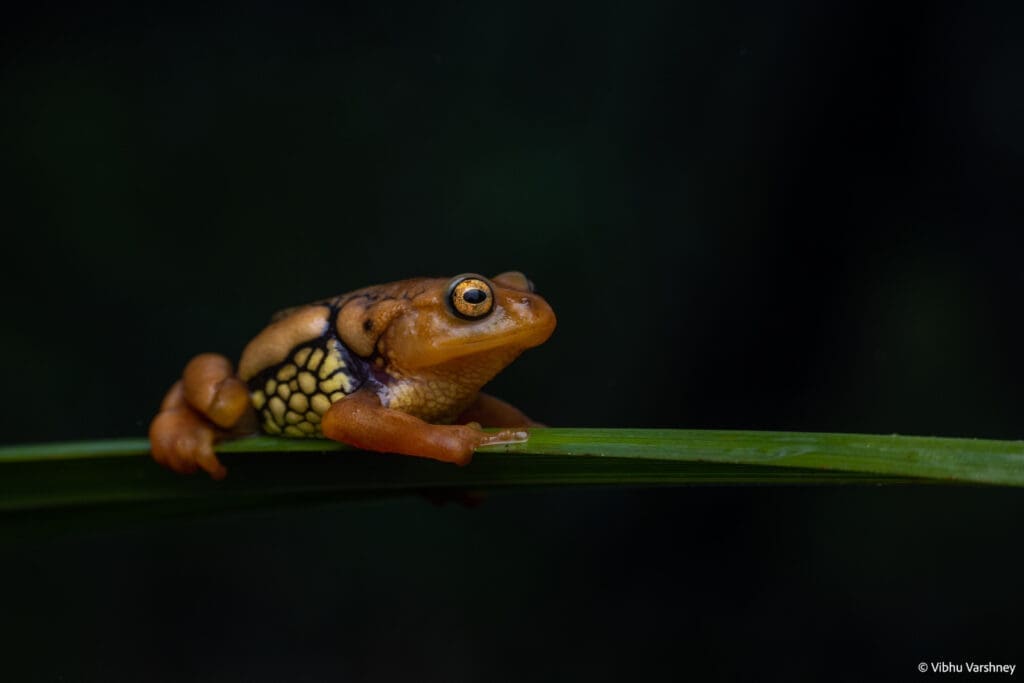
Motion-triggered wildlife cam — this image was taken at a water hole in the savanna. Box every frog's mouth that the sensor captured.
[405,322,555,369]
[444,327,551,356]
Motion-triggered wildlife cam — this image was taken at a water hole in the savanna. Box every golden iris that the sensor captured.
[448,276,494,320]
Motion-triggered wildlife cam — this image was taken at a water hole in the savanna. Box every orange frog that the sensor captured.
[149,272,556,479]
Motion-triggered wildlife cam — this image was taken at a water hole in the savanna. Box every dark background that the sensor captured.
[3,0,1024,679]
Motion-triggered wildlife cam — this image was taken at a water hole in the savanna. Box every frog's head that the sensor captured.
[336,272,556,376]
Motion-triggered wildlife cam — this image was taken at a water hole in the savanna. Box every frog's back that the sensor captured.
[238,303,368,437]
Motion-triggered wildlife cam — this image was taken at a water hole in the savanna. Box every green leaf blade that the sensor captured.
[1,428,1023,512]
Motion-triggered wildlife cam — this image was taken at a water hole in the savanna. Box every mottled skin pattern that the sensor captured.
[246,335,363,438]
[149,272,556,479]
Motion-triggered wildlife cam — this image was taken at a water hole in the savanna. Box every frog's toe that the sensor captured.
[477,428,529,448]
[149,408,227,480]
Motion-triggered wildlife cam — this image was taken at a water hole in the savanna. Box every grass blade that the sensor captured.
[1,428,1022,512]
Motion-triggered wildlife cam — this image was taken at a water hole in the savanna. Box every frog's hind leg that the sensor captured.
[456,392,545,428]
[149,353,256,479]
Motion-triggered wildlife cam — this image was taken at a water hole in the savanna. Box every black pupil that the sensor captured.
[463,287,487,304]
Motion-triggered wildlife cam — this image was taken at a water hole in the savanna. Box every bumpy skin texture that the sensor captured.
[149,272,556,478]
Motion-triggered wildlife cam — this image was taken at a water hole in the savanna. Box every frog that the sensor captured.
[149,271,556,479]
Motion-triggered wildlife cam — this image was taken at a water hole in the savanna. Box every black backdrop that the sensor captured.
[3,1,1024,679]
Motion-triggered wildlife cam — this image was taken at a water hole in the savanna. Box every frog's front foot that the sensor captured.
[472,425,529,448]
[321,389,527,465]
[149,354,256,479]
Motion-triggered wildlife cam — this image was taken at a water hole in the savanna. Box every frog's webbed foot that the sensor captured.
[149,353,256,479]
[468,423,530,447]
[321,389,526,466]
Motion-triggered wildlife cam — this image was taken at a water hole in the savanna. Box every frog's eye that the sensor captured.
[448,275,494,320]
